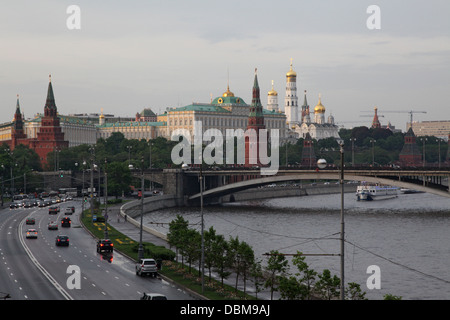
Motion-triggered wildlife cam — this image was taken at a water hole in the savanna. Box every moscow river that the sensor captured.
[144,190,450,300]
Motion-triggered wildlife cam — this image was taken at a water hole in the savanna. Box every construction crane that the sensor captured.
[381,110,427,126]
[360,109,427,126]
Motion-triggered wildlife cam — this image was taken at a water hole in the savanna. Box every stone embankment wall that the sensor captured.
[221,184,357,202]
[120,184,357,240]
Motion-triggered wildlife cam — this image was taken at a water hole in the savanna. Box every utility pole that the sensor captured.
[339,142,345,300]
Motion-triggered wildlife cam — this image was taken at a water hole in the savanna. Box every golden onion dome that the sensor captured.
[286,68,297,78]
[268,80,277,96]
[286,58,297,78]
[314,95,325,113]
[222,85,235,97]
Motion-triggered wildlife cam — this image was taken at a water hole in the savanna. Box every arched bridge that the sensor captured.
[186,169,450,201]
[129,168,450,205]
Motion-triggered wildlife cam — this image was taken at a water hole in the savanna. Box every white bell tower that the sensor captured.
[284,58,298,128]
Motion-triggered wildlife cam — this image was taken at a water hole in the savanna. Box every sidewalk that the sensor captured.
[104,202,170,250]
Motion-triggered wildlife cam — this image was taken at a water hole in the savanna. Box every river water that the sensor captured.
[144,191,450,300]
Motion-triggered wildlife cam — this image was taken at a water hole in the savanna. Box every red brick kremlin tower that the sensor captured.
[245,69,266,166]
[31,75,69,166]
[11,95,28,146]
[371,107,381,129]
[398,127,421,166]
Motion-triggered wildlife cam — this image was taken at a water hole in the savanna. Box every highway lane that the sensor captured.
[4,199,195,300]
[0,206,63,300]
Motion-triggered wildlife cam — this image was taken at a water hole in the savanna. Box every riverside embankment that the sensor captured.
[120,183,358,238]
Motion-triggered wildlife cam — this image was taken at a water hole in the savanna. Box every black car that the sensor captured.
[55,235,69,246]
[61,217,71,227]
[97,239,114,253]
[49,206,59,214]
[26,218,35,225]
[10,203,19,209]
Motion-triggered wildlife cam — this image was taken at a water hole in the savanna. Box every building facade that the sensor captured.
[408,121,450,140]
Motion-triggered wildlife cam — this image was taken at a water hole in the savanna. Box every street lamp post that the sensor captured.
[199,162,205,294]
[138,157,145,260]
[350,138,356,167]
[104,158,108,239]
[371,139,376,166]
[89,147,95,217]
[339,143,345,300]
[317,156,344,299]
[422,138,427,167]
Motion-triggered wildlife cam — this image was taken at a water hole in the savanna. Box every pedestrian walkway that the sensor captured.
[105,202,170,250]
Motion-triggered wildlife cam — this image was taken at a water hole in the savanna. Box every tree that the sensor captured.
[345,282,367,300]
[237,241,254,295]
[106,162,132,198]
[278,275,304,300]
[292,252,317,300]
[184,229,201,274]
[167,215,189,266]
[227,236,242,292]
[383,293,402,300]
[212,234,231,287]
[315,269,340,300]
[249,258,265,299]
[264,250,289,300]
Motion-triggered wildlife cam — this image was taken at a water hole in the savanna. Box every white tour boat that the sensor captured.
[356,183,398,201]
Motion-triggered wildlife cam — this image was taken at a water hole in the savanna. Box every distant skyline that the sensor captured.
[1,0,449,131]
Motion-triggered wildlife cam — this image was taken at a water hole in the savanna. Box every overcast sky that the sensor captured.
[1,0,449,131]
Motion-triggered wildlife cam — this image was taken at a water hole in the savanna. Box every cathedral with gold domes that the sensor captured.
[280,60,340,141]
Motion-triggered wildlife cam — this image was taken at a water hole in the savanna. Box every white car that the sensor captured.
[140,293,167,300]
[26,229,38,239]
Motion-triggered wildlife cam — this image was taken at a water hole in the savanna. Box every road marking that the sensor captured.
[18,218,74,300]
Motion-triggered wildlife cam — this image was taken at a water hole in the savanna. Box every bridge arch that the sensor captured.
[188,173,450,201]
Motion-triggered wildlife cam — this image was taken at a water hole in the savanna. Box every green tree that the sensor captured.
[278,275,304,300]
[315,269,340,300]
[292,252,317,300]
[212,234,231,288]
[167,215,190,266]
[264,250,289,300]
[383,293,402,300]
[106,162,132,198]
[345,282,367,300]
[249,258,265,299]
[184,229,201,274]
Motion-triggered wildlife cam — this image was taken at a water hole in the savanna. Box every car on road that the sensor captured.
[26,217,35,225]
[136,258,158,277]
[26,229,38,239]
[49,206,59,214]
[55,235,69,246]
[10,203,19,209]
[48,221,58,230]
[65,206,75,215]
[61,217,71,227]
[140,293,167,300]
[23,201,33,208]
[96,239,114,253]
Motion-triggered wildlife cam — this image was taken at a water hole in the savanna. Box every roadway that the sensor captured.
[0,199,196,300]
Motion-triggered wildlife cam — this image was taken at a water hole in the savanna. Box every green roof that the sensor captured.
[169,104,231,113]
[211,96,247,106]
[97,121,167,128]
[140,108,156,117]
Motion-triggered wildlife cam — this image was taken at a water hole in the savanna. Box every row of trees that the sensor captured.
[166,214,368,300]
[281,127,448,167]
